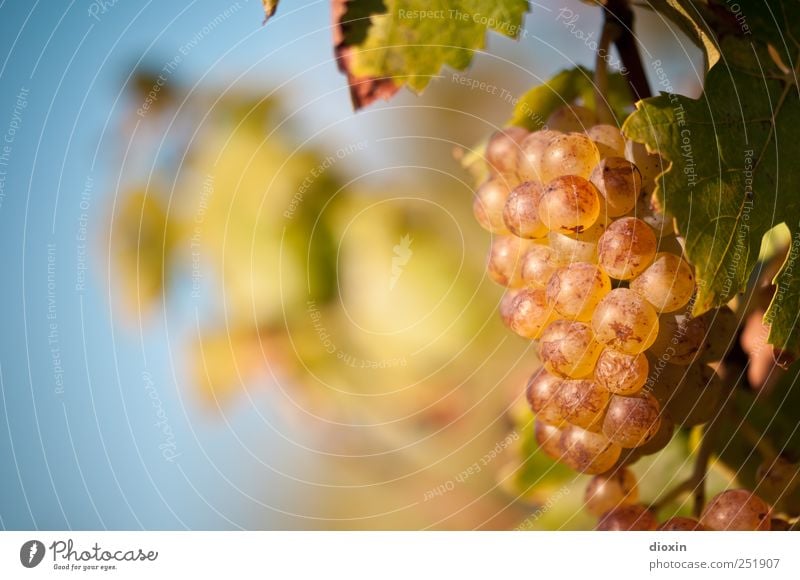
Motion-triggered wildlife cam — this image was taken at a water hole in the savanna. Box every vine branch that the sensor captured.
[604,0,652,101]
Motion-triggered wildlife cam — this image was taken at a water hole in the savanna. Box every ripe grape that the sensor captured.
[649,312,708,365]
[547,215,609,263]
[584,468,639,517]
[658,517,706,531]
[635,412,674,455]
[597,217,657,279]
[559,424,621,474]
[594,349,648,395]
[547,105,597,132]
[700,489,771,531]
[586,124,626,158]
[525,368,566,426]
[520,243,564,288]
[487,235,529,287]
[553,378,609,431]
[624,140,665,195]
[518,130,558,182]
[546,262,611,322]
[596,504,657,530]
[700,306,738,363]
[486,126,528,177]
[473,178,512,233]
[503,181,548,239]
[602,392,662,448]
[539,319,603,378]
[539,175,601,234]
[592,288,660,355]
[539,133,601,182]
[589,157,641,217]
[535,419,564,461]
[502,287,553,339]
[630,252,695,312]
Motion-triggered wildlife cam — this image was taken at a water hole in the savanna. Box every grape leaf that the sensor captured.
[262,0,279,22]
[508,66,632,130]
[623,36,800,354]
[339,0,529,109]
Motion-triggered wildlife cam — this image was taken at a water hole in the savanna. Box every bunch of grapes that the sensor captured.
[472,106,781,529]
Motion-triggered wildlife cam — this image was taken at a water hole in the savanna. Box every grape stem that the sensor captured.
[594,16,619,125]
[602,0,652,101]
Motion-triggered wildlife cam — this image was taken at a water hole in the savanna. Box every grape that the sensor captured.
[559,424,621,474]
[658,517,706,531]
[664,364,722,427]
[587,124,626,158]
[539,175,601,234]
[539,319,603,379]
[597,217,657,279]
[499,289,521,326]
[594,349,648,395]
[649,312,708,365]
[473,178,512,234]
[518,130,559,182]
[592,288,660,355]
[546,262,611,322]
[635,412,674,455]
[630,252,695,312]
[486,126,528,177]
[502,287,553,340]
[539,133,601,182]
[602,392,662,448]
[546,105,597,133]
[756,456,800,502]
[624,140,666,195]
[503,181,548,239]
[700,489,771,531]
[487,235,530,287]
[700,306,738,363]
[589,157,641,217]
[525,368,567,426]
[547,215,609,263]
[535,419,564,461]
[553,378,609,431]
[584,468,639,517]
[520,243,564,288]
[596,504,657,530]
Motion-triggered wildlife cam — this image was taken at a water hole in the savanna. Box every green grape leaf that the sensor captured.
[623,36,800,355]
[339,0,529,109]
[508,66,631,130]
[262,0,279,22]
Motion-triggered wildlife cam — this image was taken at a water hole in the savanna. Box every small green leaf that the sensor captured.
[345,0,528,105]
[623,34,800,355]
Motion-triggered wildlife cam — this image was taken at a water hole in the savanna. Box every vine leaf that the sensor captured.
[336,0,529,109]
[623,38,800,355]
[262,0,279,22]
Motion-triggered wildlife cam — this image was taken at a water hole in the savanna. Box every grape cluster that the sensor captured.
[474,107,747,527]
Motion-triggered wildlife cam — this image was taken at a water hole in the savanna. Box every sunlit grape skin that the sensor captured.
[594,349,648,395]
[547,216,608,263]
[539,319,603,379]
[587,124,626,158]
[584,468,639,517]
[503,181,548,239]
[486,126,528,177]
[473,179,512,234]
[630,252,695,312]
[502,286,553,340]
[521,243,564,288]
[540,133,601,182]
[553,378,609,431]
[589,157,641,217]
[700,490,771,531]
[546,262,611,322]
[487,235,529,288]
[534,419,564,461]
[592,288,660,355]
[596,504,657,530]
[525,368,567,426]
[597,217,657,280]
[602,392,662,448]
[539,175,601,234]
[649,312,708,365]
[518,130,559,182]
[559,424,621,475]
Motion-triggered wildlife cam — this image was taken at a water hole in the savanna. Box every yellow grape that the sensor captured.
[518,130,559,182]
[587,124,626,158]
[503,181,548,239]
[602,392,662,448]
[630,252,695,312]
[539,175,601,234]
[539,319,603,379]
[597,217,657,280]
[547,215,609,263]
[486,126,528,177]
[553,378,609,431]
[559,424,621,475]
[585,468,639,517]
[589,157,641,217]
[502,287,554,339]
[594,349,649,395]
[649,312,708,365]
[546,262,611,322]
[700,490,771,531]
[520,243,564,288]
[487,235,530,287]
[539,133,601,182]
[535,419,564,461]
[525,368,567,426]
[592,288,659,355]
[473,178,512,234]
